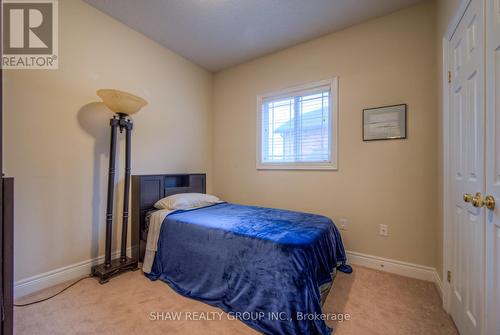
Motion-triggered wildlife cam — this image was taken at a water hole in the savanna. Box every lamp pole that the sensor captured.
[120,116,133,262]
[91,88,146,284]
[104,116,119,267]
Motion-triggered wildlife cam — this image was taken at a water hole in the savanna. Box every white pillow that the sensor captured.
[154,193,220,210]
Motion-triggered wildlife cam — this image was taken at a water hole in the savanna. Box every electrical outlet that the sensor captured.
[339,218,348,230]
[379,224,388,236]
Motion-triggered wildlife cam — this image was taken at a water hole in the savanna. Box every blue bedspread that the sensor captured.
[147,203,348,335]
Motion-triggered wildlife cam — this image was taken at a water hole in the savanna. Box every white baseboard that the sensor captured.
[15,248,443,299]
[346,250,443,297]
[14,247,133,299]
[433,270,444,298]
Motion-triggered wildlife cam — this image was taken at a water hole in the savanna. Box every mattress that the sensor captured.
[145,203,348,335]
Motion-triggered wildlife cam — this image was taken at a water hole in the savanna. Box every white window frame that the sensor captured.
[256,77,338,170]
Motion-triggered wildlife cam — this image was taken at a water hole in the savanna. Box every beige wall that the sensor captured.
[435,0,462,280]
[4,0,213,281]
[213,1,439,268]
[5,0,452,283]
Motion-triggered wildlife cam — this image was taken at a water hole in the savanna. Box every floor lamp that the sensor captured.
[91,89,147,284]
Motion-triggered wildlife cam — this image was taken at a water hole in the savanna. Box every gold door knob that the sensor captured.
[464,193,473,203]
[472,192,484,208]
[471,193,496,210]
[484,195,496,210]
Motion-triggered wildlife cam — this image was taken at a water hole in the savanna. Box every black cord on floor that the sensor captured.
[14,275,93,307]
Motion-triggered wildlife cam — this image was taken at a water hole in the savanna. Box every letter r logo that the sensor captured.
[3,2,53,54]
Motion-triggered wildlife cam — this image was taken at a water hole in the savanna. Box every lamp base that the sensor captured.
[91,257,139,284]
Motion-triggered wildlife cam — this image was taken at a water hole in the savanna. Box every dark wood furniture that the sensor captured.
[1,4,13,331]
[131,174,206,262]
[1,179,13,334]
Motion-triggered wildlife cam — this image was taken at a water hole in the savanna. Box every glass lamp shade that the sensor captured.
[97,89,147,116]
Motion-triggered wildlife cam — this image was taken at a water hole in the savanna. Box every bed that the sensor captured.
[131,174,350,335]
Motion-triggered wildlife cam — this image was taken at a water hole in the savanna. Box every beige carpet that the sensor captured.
[14,266,458,335]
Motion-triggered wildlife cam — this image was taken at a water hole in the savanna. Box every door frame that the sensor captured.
[441,0,473,314]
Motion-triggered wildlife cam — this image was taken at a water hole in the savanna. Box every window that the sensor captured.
[257,78,338,170]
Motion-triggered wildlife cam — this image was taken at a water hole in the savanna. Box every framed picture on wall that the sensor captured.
[363,104,407,141]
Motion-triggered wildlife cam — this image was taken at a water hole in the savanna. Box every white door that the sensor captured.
[449,0,485,334]
[486,0,500,334]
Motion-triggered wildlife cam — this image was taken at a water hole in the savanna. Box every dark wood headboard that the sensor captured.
[131,174,206,262]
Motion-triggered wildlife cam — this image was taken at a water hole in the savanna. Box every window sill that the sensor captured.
[256,163,338,171]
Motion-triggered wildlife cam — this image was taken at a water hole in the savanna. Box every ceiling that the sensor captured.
[84,0,425,72]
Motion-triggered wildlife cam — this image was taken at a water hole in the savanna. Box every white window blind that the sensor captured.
[257,79,337,170]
